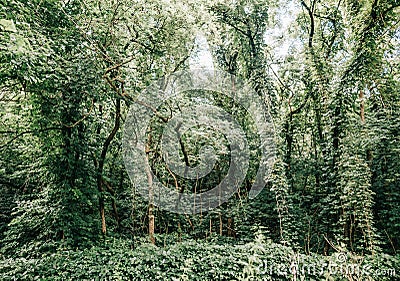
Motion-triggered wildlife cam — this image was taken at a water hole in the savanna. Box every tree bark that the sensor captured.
[145,135,155,244]
[360,91,365,123]
[97,98,121,235]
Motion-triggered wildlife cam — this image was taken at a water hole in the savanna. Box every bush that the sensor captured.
[0,236,398,280]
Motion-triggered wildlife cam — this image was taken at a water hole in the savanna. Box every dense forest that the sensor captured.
[0,0,399,280]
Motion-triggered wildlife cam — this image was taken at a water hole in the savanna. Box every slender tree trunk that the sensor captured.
[145,136,155,244]
[219,213,223,236]
[97,98,121,235]
[227,217,235,238]
[360,91,365,123]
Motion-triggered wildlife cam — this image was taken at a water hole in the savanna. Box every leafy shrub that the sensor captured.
[1,235,398,280]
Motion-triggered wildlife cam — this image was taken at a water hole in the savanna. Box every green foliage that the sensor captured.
[1,0,399,279]
[1,237,399,280]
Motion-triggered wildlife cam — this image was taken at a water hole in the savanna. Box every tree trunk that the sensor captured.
[360,91,365,123]
[145,136,155,244]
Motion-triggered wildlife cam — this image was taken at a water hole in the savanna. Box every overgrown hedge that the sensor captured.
[1,236,399,280]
